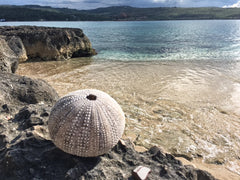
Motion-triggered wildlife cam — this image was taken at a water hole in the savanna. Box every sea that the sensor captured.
[2,20,240,178]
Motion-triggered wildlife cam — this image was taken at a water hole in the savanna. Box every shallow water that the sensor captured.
[5,19,240,177]
[17,58,240,177]
[2,20,240,61]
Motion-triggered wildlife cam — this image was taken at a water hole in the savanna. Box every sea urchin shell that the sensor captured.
[48,89,125,157]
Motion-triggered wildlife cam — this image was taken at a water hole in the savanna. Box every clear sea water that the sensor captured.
[2,20,240,178]
[2,20,240,61]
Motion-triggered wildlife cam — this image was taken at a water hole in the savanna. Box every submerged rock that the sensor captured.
[0,26,97,61]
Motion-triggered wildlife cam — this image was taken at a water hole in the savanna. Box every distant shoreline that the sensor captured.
[2,19,240,22]
[1,5,240,21]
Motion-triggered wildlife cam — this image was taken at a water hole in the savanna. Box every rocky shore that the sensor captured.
[0,26,217,180]
[0,26,96,73]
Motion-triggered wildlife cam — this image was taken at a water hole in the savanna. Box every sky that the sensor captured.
[0,0,240,10]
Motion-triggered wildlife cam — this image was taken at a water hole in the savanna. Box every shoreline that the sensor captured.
[17,59,240,179]
[1,24,236,179]
[133,139,240,180]
[178,157,240,180]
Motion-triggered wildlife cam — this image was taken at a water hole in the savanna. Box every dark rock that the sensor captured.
[0,26,97,62]
[0,134,7,150]
[13,107,32,122]
[40,108,49,117]
[1,104,9,113]
[13,106,44,130]
[0,130,217,180]
[0,72,59,107]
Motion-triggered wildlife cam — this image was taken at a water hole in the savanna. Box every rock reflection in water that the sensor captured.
[17,58,240,177]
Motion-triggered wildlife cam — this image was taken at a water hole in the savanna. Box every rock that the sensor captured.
[0,134,217,180]
[0,104,217,180]
[6,36,28,63]
[0,26,97,61]
[13,107,44,130]
[0,72,59,107]
[132,166,151,180]
[1,104,9,113]
[0,35,27,73]
[0,36,20,73]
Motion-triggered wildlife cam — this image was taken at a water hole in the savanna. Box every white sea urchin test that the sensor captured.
[48,89,125,157]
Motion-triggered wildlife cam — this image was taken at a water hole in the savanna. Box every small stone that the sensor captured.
[33,125,50,140]
[119,139,126,146]
[132,166,151,180]
[134,145,147,152]
[28,117,44,126]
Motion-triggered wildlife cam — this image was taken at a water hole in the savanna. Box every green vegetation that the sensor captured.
[1,5,240,21]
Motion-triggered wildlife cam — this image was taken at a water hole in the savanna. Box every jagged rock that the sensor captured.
[0,26,97,61]
[6,36,28,63]
[0,35,27,73]
[0,36,19,73]
[0,131,217,180]
[0,103,217,179]
[0,72,59,109]
[0,90,218,180]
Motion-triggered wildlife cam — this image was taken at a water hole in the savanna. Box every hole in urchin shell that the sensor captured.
[86,94,97,101]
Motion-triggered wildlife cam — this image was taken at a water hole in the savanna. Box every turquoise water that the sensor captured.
[4,20,240,177]
[2,20,240,61]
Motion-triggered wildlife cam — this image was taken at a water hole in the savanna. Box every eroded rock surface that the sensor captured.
[0,26,96,62]
[0,129,217,180]
[0,72,59,108]
[0,36,27,73]
[6,36,28,63]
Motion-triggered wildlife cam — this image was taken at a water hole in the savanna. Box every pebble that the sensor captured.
[132,166,151,180]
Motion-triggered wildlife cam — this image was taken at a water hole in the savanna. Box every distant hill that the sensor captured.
[1,5,240,21]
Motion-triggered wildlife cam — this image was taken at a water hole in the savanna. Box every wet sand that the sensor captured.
[17,58,240,179]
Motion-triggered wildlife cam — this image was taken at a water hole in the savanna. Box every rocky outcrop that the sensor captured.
[0,74,216,180]
[0,72,59,109]
[0,36,27,73]
[0,123,216,180]
[0,26,96,62]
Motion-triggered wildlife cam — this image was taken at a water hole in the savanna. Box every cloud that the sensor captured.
[223,1,240,8]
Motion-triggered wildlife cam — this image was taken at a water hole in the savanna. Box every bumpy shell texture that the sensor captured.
[48,89,125,157]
